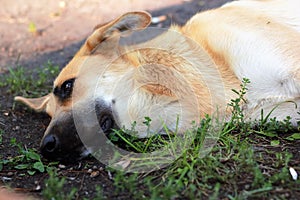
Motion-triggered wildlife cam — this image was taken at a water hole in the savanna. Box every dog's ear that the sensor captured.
[14,94,51,113]
[80,11,152,55]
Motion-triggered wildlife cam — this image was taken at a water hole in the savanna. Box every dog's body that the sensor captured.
[15,0,300,160]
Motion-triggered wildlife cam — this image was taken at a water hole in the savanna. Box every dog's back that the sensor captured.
[224,0,300,33]
[180,0,300,122]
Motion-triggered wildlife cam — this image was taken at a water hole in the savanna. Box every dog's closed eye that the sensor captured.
[53,78,75,100]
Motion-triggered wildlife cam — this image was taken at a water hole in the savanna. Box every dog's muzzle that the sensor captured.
[39,113,83,161]
[39,109,116,162]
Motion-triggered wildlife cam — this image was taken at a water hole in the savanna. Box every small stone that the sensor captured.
[7,172,14,177]
[67,177,76,181]
[107,170,113,180]
[58,164,66,169]
[90,171,100,178]
[87,169,92,173]
[77,162,82,169]
[2,177,12,181]
[35,185,41,191]
[289,167,298,180]
[244,184,250,190]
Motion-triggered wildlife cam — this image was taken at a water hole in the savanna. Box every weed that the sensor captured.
[0,61,59,96]
[285,133,300,141]
[0,129,3,145]
[92,186,105,200]
[109,119,174,153]
[28,22,37,34]
[42,167,77,200]
[36,61,60,87]
[146,177,181,200]
[113,171,141,195]
[1,67,32,94]
[228,78,250,125]
[0,137,57,175]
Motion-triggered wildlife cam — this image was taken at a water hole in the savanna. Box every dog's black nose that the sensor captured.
[40,134,60,159]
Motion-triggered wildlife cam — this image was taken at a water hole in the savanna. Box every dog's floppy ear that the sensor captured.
[80,11,152,55]
[14,94,51,113]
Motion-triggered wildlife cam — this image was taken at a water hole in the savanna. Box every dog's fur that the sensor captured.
[15,0,300,160]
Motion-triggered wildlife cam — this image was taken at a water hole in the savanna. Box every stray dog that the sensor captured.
[15,0,300,161]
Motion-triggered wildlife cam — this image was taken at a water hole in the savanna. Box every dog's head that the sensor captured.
[15,11,221,161]
[14,12,156,161]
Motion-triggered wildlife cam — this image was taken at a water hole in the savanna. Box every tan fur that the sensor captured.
[14,1,300,159]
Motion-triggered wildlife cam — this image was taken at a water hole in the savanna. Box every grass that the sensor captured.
[0,129,3,171]
[0,138,58,175]
[0,129,3,145]
[107,127,298,199]
[42,167,77,200]
[0,66,299,199]
[0,60,59,97]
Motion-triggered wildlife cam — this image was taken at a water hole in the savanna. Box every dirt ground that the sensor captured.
[0,0,235,199]
[0,0,231,72]
[0,0,181,71]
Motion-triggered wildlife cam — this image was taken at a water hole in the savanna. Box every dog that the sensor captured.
[15,0,300,161]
